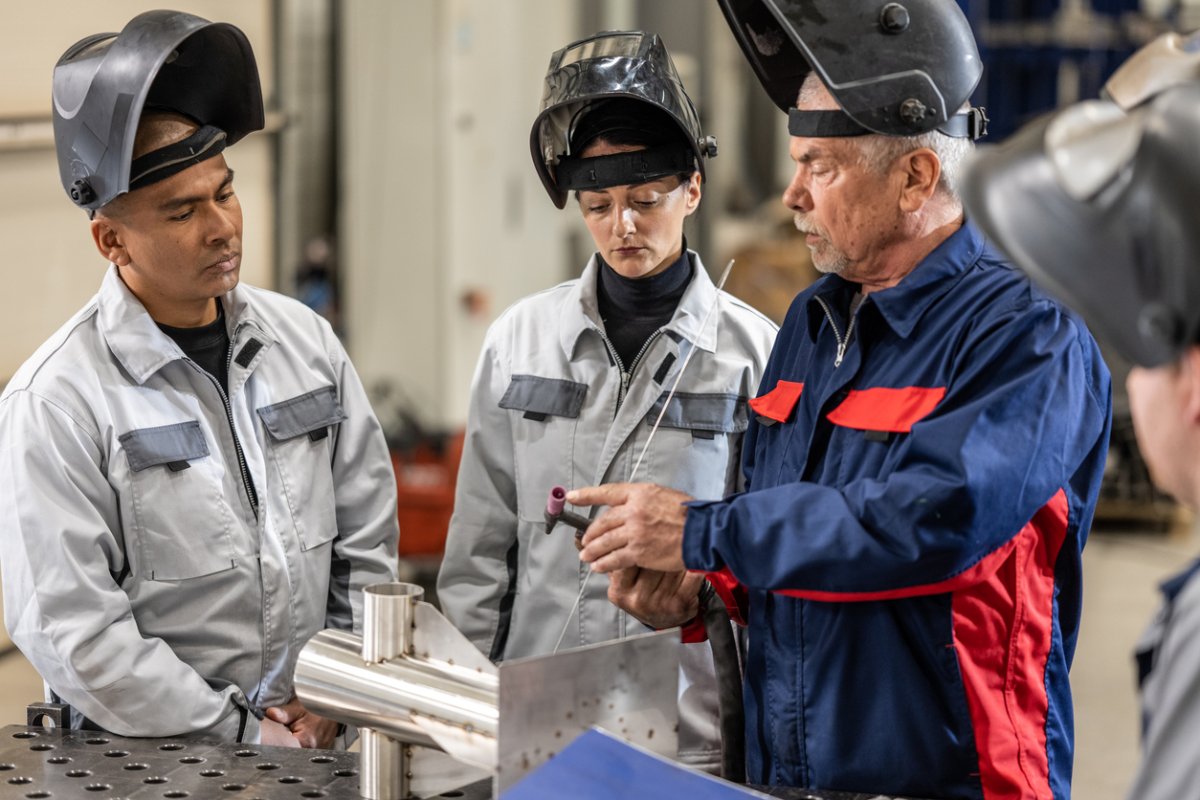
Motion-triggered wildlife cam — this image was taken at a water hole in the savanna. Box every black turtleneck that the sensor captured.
[597,241,692,370]
[157,300,231,392]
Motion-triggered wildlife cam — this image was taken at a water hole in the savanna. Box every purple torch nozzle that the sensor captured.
[544,485,591,538]
[547,485,567,517]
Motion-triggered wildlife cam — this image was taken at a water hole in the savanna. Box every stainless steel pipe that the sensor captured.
[362,583,422,662]
[361,728,407,800]
[295,628,499,749]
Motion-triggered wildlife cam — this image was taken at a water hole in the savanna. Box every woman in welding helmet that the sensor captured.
[437,31,777,776]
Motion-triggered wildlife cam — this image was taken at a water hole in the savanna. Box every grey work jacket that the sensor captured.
[1127,557,1200,800]
[437,252,777,770]
[0,267,399,743]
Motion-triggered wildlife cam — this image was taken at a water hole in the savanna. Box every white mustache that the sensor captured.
[793,214,825,238]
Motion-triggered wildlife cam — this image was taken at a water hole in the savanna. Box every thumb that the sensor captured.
[264,706,293,725]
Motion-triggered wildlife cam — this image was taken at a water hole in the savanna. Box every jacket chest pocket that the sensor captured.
[642,392,747,497]
[257,386,347,550]
[499,375,585,513]
[120,421,237,581]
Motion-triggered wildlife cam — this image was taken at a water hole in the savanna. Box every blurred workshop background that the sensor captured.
[2,2,1198,797]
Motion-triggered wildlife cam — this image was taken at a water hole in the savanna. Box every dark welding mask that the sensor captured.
[530,30,718,209]
[52,9,265,212]
[716,0,986,140]
[964,75,1200,367]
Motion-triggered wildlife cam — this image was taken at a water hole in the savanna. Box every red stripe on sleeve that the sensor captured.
[952,489,1070,799]
[748,380,804,424]
[826,386,946,433]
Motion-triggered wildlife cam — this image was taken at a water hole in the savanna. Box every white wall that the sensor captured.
[340,0,578,429]
[0,2,276,383]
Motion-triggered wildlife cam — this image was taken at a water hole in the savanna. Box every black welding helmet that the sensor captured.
[716,0,986,139]
[52,9,264,211]
[963,83,1200,368]
[530,30,718,209]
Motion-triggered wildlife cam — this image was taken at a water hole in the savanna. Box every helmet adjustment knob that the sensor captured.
[879,4,911,34]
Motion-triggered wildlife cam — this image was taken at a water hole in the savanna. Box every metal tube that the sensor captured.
[362,582,423,662]
[360,728,407,800]
[295,629,499,749]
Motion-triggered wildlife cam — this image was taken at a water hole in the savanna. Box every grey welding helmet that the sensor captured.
[963,83,1200,368]
[716,0,986,139]
[531,30,718,209]
[52,9,264,211]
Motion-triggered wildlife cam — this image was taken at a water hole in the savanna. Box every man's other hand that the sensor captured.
[259,716,301,748]
[264,698,339,749]
[608,566,703,629]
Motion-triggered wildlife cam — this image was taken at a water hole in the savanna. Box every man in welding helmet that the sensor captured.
[963,30,1200,800]
[0,10,398,746]
[437,30,777,775]
[568,2,1112,796]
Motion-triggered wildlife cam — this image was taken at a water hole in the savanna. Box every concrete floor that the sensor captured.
[1,526,1195,799]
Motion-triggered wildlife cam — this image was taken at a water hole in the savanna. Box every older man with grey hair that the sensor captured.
[565,2,1112,797]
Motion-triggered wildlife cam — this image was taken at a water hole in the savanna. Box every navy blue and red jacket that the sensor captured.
[682,222,1111,799]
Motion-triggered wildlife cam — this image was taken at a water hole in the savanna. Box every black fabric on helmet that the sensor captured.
[530,30,716,208]
[128,124,227,191]
[556,145,695,193]
[787,107,989,140]
[717,0,985,137]
[52,10,263,211]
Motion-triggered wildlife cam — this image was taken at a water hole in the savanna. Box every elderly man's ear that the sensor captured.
[897,148,942,213]
[90,218,131,266]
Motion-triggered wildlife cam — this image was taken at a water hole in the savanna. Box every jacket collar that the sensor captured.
[558,250,721,359]
[98,265,278,384]
[807,220,985,341]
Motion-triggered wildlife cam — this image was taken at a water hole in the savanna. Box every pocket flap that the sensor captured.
[257,386,347,441]
[644,392,748,434]
[749,380,805,425]
[827,386,946,433]
[499,375,587,420]
[120,421,209,472]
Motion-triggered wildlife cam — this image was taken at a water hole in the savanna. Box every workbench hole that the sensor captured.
[65,770,91,779]
[0,763,14,770]
[234,750,259,758]
[278,776,303,784]
[11,733,36,739]
[332,769,357,778]
[221,784,245,792]
[157,743,184,751]
[84,784,110,792]
[143,777,168,785]
[84,738,109,745]
[123,763,149,771]
[309,756,335,764]
[29,744,53,752]
[103,750,128,758]
[8,777,33,785]
[25,792,50,799]
[440,793,465,798]
[255,763,280,771]
[199,770,224,778]
[178,757,204,764]
[163,792,189,798]
[300,791,326,798]
[46,757,70,765]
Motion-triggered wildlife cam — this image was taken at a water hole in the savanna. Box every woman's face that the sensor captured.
[576,140,702,279]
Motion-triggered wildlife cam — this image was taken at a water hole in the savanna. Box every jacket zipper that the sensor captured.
[185,331,259,520]
[814,295,858,368]
[597,327,666,413]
